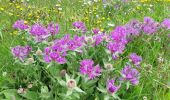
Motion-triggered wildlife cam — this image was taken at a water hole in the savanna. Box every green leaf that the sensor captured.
[97,87,107,93]
[74,87,85,93]
[20,91,39,100]
[65,74,70,81]
[66,90,72,96]
[0,89,21,100]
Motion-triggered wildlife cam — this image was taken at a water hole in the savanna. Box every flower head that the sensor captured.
[142,17,160,34]
[30,23,49,42]
[11,45,32,61]
[79,59,101,79]
[13,20,29,30]
[47,23,59,35]
[107,79,120,94]
[110,26,127,44]
[72,21,87,33]
[129,53,142,67]
[121,66,139,85]
[124,19,142,36]
[162,18,170,29]
[92,28,100,34]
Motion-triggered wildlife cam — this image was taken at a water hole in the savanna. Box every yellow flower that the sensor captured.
[36,16,40,19]
[0,8,4,11]
[16,5,21,9]
[20,8,23,11]
[24,21,28,24]
[28,13,32,17]
[136,6,140,10]
[101,28,104,32]
[107,18,110,20]
[102,17,105,20]
[97,20,101,24]
[13,31,18,35]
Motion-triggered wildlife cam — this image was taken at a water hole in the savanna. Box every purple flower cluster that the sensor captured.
[121,66,139,85]
[30,23,49,42]
[124,19,142,36]
[11,45,32,61]
[72,21,87,33]
[93,33,105,46]
[79,59,101,79]
[47,23,59,35]
[161,18,170,29]
[142,17,160,34]
[44,34,84,64]
[107,26,127,59]
[13,20,29,30]
[107,79,120,94]
[129,53,142,67]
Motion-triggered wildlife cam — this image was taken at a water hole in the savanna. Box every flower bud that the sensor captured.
[85,36,94,45]
[27,83,33,89]
[105,63,113,70]
[27,58,34,64]
[60,69,66,77]
[36,49,42,55]
[67,79,77,89]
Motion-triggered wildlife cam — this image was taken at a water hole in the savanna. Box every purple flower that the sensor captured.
[79,59,101,79]
[92,28,100,34]
[107,79,120,94]
[93,33,105,46]
[47,23,59,35]
[13,20,29,30]
[11,45,32,61]
[107,42,126,54]
[43,34,84,64]
[144,17,154,24]
[124,19,142,36]
[30,23,49,42]
[121,66,139,85]
[72,21,87,33]
[162,18,170,29]
[142,17,160,34]
[110,26,127,44]
[129,53,142,67]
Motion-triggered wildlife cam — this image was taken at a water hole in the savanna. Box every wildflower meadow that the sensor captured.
[0,0,170,100]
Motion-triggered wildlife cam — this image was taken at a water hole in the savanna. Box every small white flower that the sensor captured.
[108,23,115,27]
[58,8,62,11]
[2,72,7,77]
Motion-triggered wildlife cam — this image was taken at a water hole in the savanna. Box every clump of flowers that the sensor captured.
[107,26,127,59]
[13,20,29,30]
[79,59,102,79]
[43,34,84,64]
[129,53,142,67]
[121,65,139,85]
[11,45,32,61]
[11,16,163,99]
